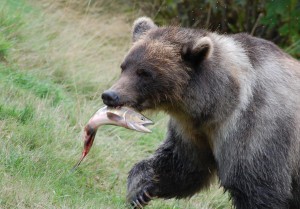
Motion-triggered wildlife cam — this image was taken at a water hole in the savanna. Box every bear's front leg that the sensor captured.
[127,159,158,208]
[127,123,216,208]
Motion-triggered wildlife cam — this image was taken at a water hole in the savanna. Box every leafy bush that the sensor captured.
[134,0,300,58]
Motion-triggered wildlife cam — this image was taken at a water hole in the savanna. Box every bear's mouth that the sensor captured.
[128,101,152,112]
[113,100,146,112]
[107,103,142,112]
[106,96,153,113]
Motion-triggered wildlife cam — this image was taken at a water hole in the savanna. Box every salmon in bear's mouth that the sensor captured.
[71,106,153,171]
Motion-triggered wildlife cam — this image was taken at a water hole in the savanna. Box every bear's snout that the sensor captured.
[101,90,120,107]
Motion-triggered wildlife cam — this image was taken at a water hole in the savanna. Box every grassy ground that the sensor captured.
[0,0,231,208]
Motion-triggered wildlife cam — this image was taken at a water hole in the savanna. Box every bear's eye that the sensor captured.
[136,68,152,78]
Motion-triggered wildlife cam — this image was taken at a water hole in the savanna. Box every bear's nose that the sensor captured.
[101,90,120,107]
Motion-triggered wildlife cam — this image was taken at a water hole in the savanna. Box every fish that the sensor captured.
[72,106,153,171]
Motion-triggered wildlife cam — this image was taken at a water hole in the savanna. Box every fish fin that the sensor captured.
[107,112,123,122]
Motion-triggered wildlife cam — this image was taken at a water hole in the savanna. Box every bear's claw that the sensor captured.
[130,190,153,208]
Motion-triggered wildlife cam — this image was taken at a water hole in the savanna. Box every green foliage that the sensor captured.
[261,0,300,57]
[0,104,34,123]
[135,0,300,59]
[0,66,65,106]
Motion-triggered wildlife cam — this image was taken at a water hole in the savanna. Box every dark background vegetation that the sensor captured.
[129,0,300,59]
[61,0,300,58]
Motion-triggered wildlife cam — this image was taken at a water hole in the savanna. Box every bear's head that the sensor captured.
[102,17,215,114]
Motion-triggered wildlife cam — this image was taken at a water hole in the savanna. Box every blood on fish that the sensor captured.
[71,129,96,171]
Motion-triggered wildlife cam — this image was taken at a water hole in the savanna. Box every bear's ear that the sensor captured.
[181,36,213,66]
[132,17,157,42]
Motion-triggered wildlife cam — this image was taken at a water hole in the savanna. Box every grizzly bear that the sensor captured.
[101,17,300,209]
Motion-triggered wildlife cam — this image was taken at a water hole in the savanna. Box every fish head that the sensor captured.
[106,107,153,133]
[125,112,153,133]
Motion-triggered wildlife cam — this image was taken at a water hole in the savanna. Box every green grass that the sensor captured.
[0,0,231,208]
